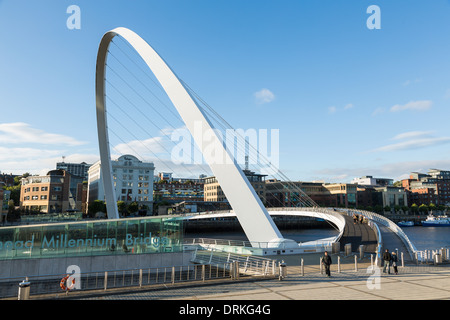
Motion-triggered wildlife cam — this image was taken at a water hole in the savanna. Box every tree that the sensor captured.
[127,201,139,215]
[428,203,436,212]
[88,200,106,217]
[117,201,128,215]
[419,204,429,214]
[410,203,419,213]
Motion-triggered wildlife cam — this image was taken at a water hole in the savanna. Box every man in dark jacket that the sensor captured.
[382,249,391,274]
[322,251,332,277]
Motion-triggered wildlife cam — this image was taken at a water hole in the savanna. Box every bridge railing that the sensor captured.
[190,246,277,277]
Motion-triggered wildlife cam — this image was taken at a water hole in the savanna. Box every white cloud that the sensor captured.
[369,131,450,153]
[328,103,353,114]
[390,100,432,112]
[391,131,433,141]
[344,103,354,110]
[315,159,450,183]
[113,136,168,157]
[0,122,87,146]
[328,106,337,114]
[402,78,422,87]
[371,107,385,116]
[254,88,275,104]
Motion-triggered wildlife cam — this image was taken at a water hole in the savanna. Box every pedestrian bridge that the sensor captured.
[183,207,417,261]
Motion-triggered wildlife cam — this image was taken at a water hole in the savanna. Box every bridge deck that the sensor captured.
[339,214,378,253]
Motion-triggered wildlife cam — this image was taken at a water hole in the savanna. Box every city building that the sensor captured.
[265,180,324,207]
[402,169,450,206]
[0,172,18,187]
[322,183,358,208]
[153,179,204,202]
[351,175,393,187]
[20,169,85,213]
[56,160,92,181]
[0,188,11,221]
[372,186,408,208]
[87,155,155,213]
[204,169,267,204]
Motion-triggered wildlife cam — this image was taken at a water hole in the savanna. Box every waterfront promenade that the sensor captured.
[25,253,450,301]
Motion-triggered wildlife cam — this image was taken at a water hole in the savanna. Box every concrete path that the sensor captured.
[58,254,450,301]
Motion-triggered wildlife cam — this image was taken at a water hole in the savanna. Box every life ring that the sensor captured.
[60,275,76,291]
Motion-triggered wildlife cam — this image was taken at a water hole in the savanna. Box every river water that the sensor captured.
[186,226,450,251]
[401,226,450,251]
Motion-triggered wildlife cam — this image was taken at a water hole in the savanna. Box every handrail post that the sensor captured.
[201,265,205,282]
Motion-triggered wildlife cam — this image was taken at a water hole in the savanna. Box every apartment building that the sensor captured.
[87,154,155,211]
[20,169,84,213]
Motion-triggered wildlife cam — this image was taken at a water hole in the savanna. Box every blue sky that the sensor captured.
[1,0,450,183]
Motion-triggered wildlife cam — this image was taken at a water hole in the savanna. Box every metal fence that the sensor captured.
[1,257,278,299]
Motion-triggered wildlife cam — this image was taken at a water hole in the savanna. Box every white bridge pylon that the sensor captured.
[95,27,296,247]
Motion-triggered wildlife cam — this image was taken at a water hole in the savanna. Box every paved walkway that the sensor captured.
[39,253,449,301]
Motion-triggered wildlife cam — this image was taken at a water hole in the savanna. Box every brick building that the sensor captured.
[20,169,85,213]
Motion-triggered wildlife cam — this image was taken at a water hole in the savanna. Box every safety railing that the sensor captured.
[0,262,251,299]
[190,247,277,277]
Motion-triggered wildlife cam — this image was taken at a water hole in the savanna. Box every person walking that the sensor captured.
[322,251,332,277]
[391,252,398,275]
[382,249,391,274]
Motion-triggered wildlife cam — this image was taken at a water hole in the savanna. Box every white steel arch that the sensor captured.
[95,27,295,247]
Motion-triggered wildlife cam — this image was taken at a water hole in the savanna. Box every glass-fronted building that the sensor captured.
[0,215,183,260]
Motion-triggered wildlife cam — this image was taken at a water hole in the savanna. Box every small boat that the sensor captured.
[398,221,414,227]
[421,214,450,227]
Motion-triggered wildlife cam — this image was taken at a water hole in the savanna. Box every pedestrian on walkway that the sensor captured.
[391,252,398,275]
[322,251,332,277]
[383,249,391,274]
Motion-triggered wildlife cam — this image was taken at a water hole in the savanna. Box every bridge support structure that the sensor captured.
[95,27,297,247]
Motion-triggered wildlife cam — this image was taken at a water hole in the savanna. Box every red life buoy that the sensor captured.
[60,275,76,291]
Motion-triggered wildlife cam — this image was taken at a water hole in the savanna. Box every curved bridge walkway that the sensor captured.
[338,211,413,261]
[339,214,377,253]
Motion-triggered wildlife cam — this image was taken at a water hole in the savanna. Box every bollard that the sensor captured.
[337,256,341,273]
[344,243,352,256]
[18,278,31,300]
[320,257,323,274]
[104,271,108,291]
[358,245,365,260]
[434,254,442,265]
[440,248,447,261]
[332,242,340,254]
[301,258,304,277]
[278,260,287,280]
[354,255,358,272]
[401,252,404,268]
